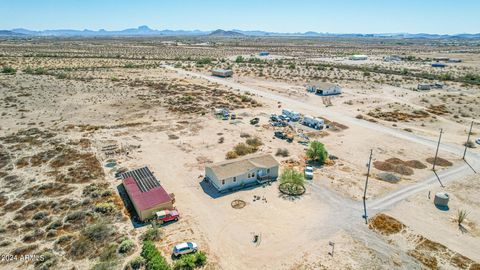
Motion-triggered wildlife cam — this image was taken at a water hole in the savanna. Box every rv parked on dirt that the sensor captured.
[303,115,324,129]
[282,109,300,121]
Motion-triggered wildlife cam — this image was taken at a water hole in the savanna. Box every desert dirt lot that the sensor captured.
[0,37,480,270]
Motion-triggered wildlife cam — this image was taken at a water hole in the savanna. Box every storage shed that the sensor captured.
[417,84,431,90]
[211,69,233,77]
[121,167,174,221]
[434,192,449,208]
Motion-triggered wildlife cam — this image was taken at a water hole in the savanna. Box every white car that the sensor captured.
[476,138,480,145]
[304,166,314,179]
[173,242,198,257]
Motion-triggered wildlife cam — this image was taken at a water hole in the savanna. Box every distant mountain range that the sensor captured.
[2,25,480,39]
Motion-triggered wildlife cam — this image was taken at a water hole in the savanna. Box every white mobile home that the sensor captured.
[211,69,233,77]
[350,54,368,60]
[205,154,280,193]
[307,82,342,96]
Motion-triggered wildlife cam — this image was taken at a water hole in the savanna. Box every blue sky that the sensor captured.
[1,0,479,34]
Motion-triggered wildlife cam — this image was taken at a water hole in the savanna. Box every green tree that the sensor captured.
[1,66,16,74]
[280,167,305,187]
[235,55,244,63]
[306,141,328,165]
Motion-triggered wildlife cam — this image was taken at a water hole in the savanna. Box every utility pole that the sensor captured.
[463,121,474,160]
[362,149,373,224]
[433,129,443,171]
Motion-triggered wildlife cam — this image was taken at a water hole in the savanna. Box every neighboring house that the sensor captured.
[350,54,368,60]
[307,82,342,95]
[121,167,174,221]
[205,154,280,193]
[211,69,233,77]
[417,83,432,90]
[431,62,446,68]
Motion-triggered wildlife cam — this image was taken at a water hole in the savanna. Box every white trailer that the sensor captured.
[302,115,324,129]
[282,109,300,121]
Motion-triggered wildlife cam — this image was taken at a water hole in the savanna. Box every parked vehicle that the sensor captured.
[274,131,286,139]
[156,209,179,223]
[250,117,260,125]
[278,115,290,122]
[282,109,301,121]
[272,121,287,127]
[173,242,198,257]
[476,138,480,145]
[304,166,314,179]
[270,114,280,122]
[230,113,236,120]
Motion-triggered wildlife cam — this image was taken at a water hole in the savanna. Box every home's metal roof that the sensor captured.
[120,166,159,192]
[308,81,338,90]
[207,153,279,180]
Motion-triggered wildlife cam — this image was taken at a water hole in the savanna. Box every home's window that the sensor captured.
[252,172,255,177]
[222,179,225,185]
[233,177,236,182]
[267,168,270,173]
[248,173,250,178]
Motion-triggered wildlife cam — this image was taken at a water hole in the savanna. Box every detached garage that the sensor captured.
[307,82,342,96]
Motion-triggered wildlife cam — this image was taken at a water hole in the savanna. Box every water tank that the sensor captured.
[434,192,449,207]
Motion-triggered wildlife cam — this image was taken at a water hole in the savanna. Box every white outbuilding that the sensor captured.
[307,82,342,96]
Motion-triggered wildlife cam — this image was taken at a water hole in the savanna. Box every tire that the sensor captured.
[174,218,179,221]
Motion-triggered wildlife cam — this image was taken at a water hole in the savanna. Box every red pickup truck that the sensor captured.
[156,209,179,223]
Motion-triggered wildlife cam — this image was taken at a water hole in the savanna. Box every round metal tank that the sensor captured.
[434,192,449,207]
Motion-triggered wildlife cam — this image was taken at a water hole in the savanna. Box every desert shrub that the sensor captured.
[82,222,114,242]
[118,239,135,254]
[233,143,255,156]
[142,224,162,241]
[94,202,116,214]
[225,151,238,159]
[32,211,48,220]
[70,238,91,258]
[239,132,251,138]
[34,251,57,270]
[99,243,119,262]
[245,137,262,148]
[141,241,171,270]
[64,210,86,223]
[196,58,212,65]
[218,137,224,143]
[92,260,119,270]
[173,251,207,270]
[1,66,16,74]
[46,219,62,230]
[275,148,289,157]
[130,256,146,270]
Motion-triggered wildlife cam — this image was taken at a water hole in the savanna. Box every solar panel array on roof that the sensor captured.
[120,167,160,192]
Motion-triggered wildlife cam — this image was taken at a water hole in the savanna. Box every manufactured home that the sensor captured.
[417,84,431,90]
[211,69,233,77]
[307,82,342,96]
[205,154,280,193]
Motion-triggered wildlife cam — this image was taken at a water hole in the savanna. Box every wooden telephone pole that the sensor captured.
[433,129,443,171]
[362,149,373,224]
[463,121,474,160]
